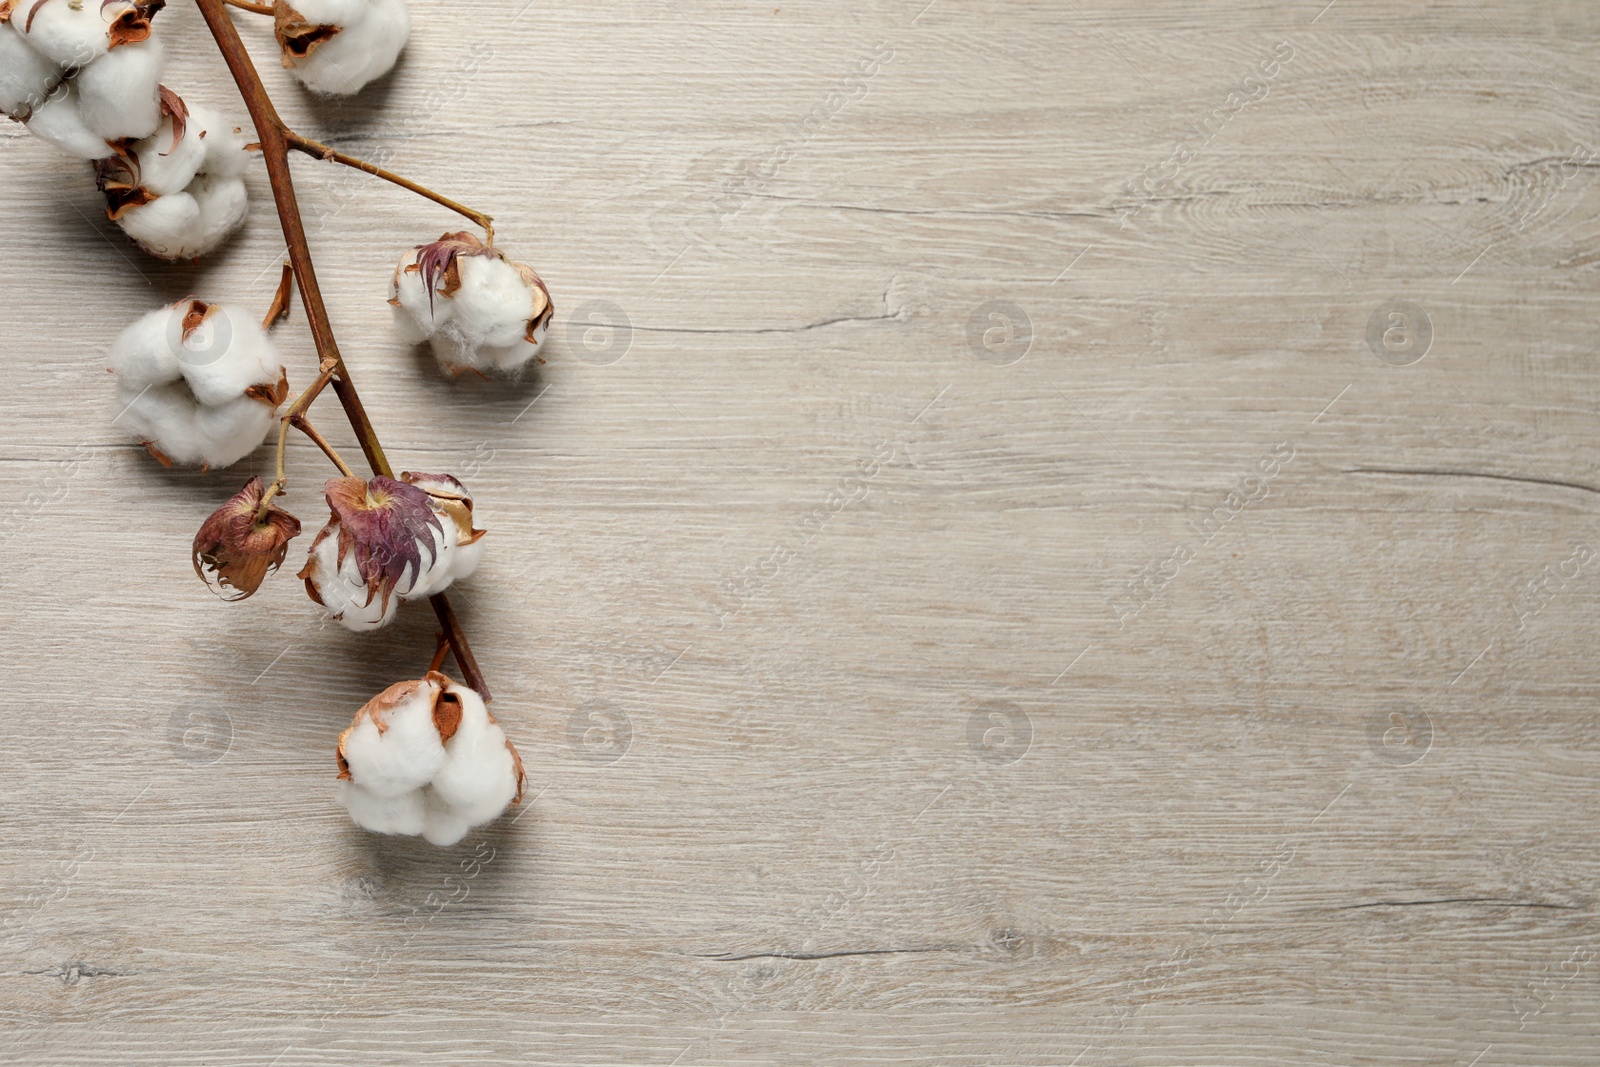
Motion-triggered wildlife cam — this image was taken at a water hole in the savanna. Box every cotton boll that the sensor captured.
[98,90,254,261]
[338,782,426,836]
[299,476,463,629]
[74,36,163,141]
[390,233,553,377]
[302,525,400,631]
[0,23,63,121]
[333,673,525,846]
[278,0,410,96]
[110,298,286,469]
[337,679,450,797]
[23,83,112,159]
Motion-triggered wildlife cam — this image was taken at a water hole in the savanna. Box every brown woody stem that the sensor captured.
[286,134,495,246]
[197,0,491,700]
[223,0,275,13]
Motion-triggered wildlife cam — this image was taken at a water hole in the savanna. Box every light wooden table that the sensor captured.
[2,1,1597,1063]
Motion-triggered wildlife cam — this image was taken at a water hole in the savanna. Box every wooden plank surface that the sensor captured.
[2,0,1599,1062]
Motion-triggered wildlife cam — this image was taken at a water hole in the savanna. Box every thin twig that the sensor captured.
[427,632,451,674]
[262,262,294,330]
[196,0,491,700]
[286,133,495,246]
[255,415,294,518]
[223,0,275,13]
[290,415,355,477]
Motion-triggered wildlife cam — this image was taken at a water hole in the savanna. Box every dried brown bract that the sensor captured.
[192,476,302,601]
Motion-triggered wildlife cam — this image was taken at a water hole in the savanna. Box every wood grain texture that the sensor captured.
[2,0,1599,1063]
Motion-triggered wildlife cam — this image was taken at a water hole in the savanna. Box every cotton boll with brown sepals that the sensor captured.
[298,475,460,633]
[335,673,525,847]
[0,23,63,121]
[388,232,554,378]
[98,91,255,261]
[274,0,409,96]
[109,300,288,468]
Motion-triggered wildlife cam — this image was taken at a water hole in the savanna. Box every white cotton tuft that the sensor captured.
[23,83,113,160]
[73,35,163,141]
[109,301,285,468]
[428,685,519,825]
[107,305,179,390]
[389,237,552,377]
[115,171,248,261]
[336,681,449,797]
[121,108,207,197]
[336,675,524,847]
[12,0,120,68]
[292,0,375,29]
[447,523,485,582]
[388,247,450,342]
[0,23,63,121]
[278,0,410,96]
[451,256,538,349]
[338,783,425,836]
[114,190,201,257]
[192,394,278,469]
[177,305,281,407]
[197,109,255,178]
